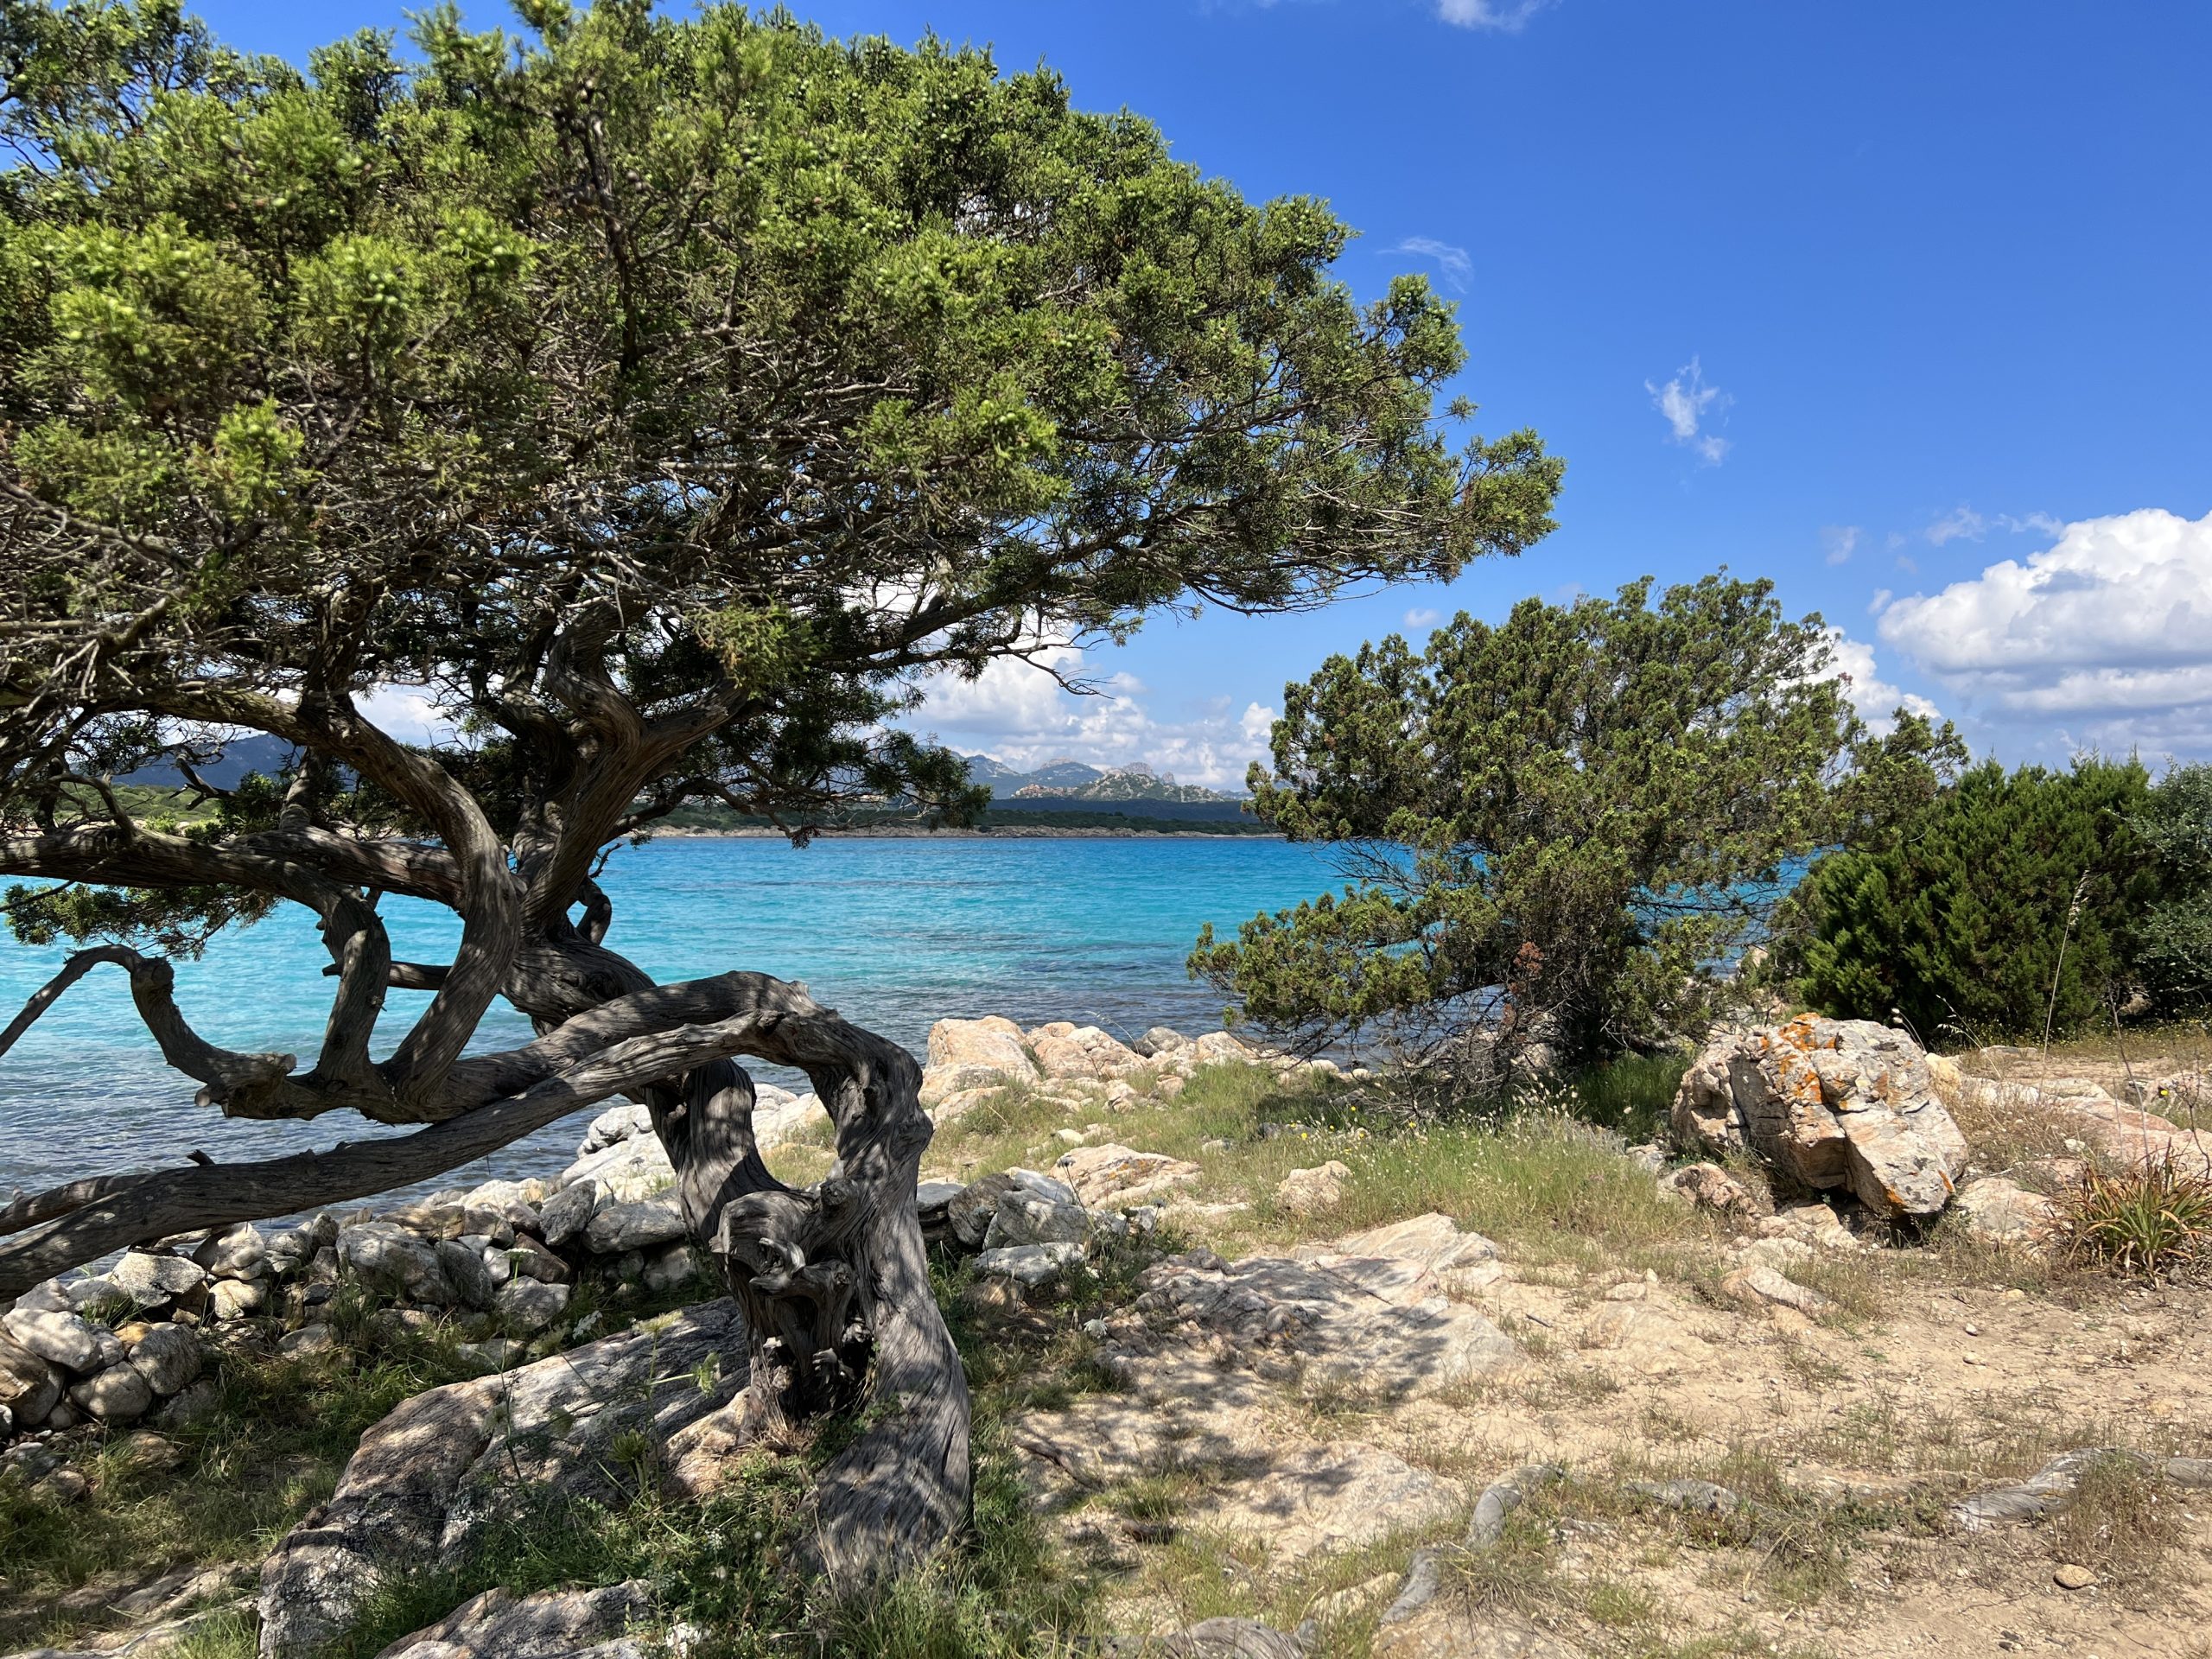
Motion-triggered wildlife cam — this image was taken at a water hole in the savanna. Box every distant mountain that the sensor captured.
[119,734,298,791]
[959,755,1242,804]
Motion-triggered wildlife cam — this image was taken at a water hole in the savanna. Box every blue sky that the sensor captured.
[204,0,2212,786]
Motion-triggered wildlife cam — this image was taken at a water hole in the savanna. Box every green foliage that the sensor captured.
[3,0,1562,932]
[1192,575,1868,1070]
[2132,762,2212,1013]
[2061,1157,2212,1279]
[1788,757,2155,1043]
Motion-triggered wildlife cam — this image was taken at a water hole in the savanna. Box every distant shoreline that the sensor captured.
[651,824,1285,841]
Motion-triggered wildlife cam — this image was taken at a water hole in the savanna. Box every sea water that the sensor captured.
[0,836,1341,1199]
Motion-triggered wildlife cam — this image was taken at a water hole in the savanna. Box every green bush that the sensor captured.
[1788,757,2154,1043]
[2132,762,2212,1015]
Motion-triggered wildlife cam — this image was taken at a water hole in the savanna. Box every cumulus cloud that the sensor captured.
[1925,505,1987,545]
[1818,630,1939,731]
[1822,525,1859,567]
[1403,607,1443,628]
[356,684,456,748]
[909,648,1276,791]
[1389,237,1471,291]
[1879,507,2212,753]
[1646,358,1730,465]
[1435,0,1554,29]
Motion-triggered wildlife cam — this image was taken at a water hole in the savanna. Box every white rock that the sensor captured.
[584,1198,688,1255]
[2,1307,105,1373]
[111,1251,209,1307]
[0,1332,63,1424]
[576,1102,654,1158]
[69,1362,154,1422]
[924,1016,1039,1102]
[195,1223,268,1280]
[1052,1144,1203,1208]
[975,1242,1087,1287]
[495,1278,572,1333]
[1276,1160,1351,1217]
[280,1324,335,1357]
[984,1193,1091,1249]
[557,1134,675,1203]
[338,1223,454,1303]
[642,1243,700,1294]
[210,1279,267,1320]
[124,1323,203,1395]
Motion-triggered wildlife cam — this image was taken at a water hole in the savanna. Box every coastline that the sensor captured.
[649,823,1285,840]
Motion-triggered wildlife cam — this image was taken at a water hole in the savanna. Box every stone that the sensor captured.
[2,1306,105,1373]
[578,1102,655,1157]
[457,1338,527,1372]
[111,1251,210,1308]
[584,1198,689,1255]
[1215,1442,1463,1563]
[1054,1143,1203,1208]
[537,1179,598,1248]
[196,1223,269,1280]
[1656,1161,1764,1217]
[1954,1176,2063,1248]
[1191,1030,1255,1066]
[1720,1264,1829,1316]
[257,1303,744,1657]
[984,1189,1091,1249]
[14,1279,73,1313]
[1467,1462,1564,1545]
[0,1331,63,1425]
[462,1178,543,1224]
[338,1223,454,1303]
[435,1239,499,1308]
[210,1277,269,1322]
[557,1134,676,1204]
[375,1580,657,1659]
[505,1235,574,1284]
[281,1323,335,1357]
[1276,1160,1351,1217]
[496,1278,572,1334]
[1140,1026,1190,1056]
[1672,1017,1968,1217]
[125,1323,203,1396]
[68,1361,155,1422]
[920,1016,1038,1106]
[642,1243,700,1294]
[1371,1606,1582,1659]
[947,1173,1020,1250]
[1028,1023,1147,1081]
[2053,1563,2096,1591]
[976,1241,1087,1287]
[460,1207,517,1248]
[156,1377,222,1428]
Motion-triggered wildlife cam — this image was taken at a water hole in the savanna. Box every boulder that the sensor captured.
[337,1223,454,1303]
[1720,1263,1829,1316]
[1053,1144,1203,1209]
[975,1242,1087,1287]
[69,1361,155,1422]
[1672,1017,1967,1217]
[1657,1161,1766,1218]
[195,1223,269,1281]
[983,1191,1090,1249]
[920,1016,1038,1106]
[1028,1023,1146,1081]
[111,1251,210,1309]
[537,1179,599,1248]
[496,1278,572,1334]
[435,1238,499,1308]
[2,1306,105,1373]
[375,1580,656,1659]
[1276,1160,1351,1217]
[0,1331,63,1425]
[211,1278,268,1320]
[1138,1026,1190,1057]
[583,1198,688,1255]
[1190,1031,1255,1066]
[946,1173,1020,1250]
[641,1243,699,1294]
[505,1235,574,1285]
[557,1135,675,1204]
[1954,1176,2063,1248]
[257,1303,744,1657]
[577,1102,654,1158]
[124,1323,203,1396]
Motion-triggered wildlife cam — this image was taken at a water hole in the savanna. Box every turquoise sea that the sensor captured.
[0,836,1340,1200]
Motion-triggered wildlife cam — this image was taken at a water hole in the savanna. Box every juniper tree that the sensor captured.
[1192,577,1923,1082]
[0,0,1559,1573]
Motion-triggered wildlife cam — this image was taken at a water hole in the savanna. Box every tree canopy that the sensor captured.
[0,0,1559,1575]
[1191,576,1925,1077]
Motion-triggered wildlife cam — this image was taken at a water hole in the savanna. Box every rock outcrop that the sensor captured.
[1673,1017,1968,1217]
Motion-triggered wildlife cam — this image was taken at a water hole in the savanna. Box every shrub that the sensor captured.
[2133,762,2212,1015]
[1786,757,2154,1042]
[2062,1159,2212,1278]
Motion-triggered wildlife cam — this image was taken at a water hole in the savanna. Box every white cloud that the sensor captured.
[1925,505,1987,545]
[1880,507,2212,754]
[1819,629,1940,732]
[1403,607,1443,628]
[1646,357,1730,465]
[355,684,455,748]
[1822,525,1859,567]
[1389,237,1471,292]
[1869,588,1892,613]
[1435,0,1554,29]
[909,648,1275,791]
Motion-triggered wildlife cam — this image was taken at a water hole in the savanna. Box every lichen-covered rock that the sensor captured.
[124,1323,203,1396]
[1954,1176,2063,1247]
[1052,1143,1202,1208]
[337,1223,454,1303]
[1276,1160,1351,1217]
[1027,1022,1147,1081]
[2,1306,105,1373]
[1672,1017,1967,1217]
[257,1302,744,1658]
[111,1250,210,1309]
[375,1580,657,1659]
[495,1278,571,1333]
[68,1361,155,1422]
[983,1188,1090,1249]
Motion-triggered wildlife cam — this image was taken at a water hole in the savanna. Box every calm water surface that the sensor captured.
[0,836,1339,1199]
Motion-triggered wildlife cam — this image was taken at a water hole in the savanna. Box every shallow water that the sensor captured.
[0,836,1340,1201]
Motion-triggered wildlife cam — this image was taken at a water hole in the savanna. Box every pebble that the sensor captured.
[2053,1563,2096,1590]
